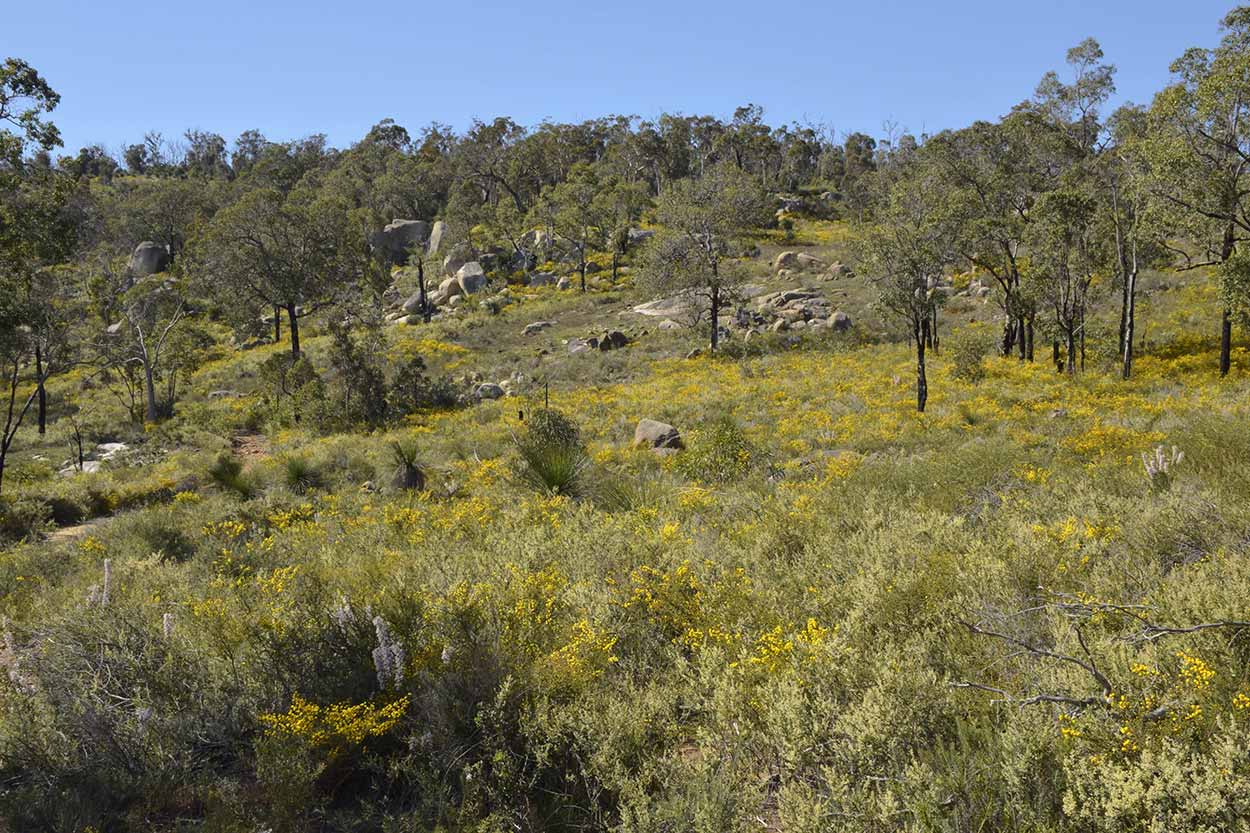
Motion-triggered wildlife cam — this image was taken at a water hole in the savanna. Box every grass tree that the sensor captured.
[858,168,952,412]
[640,163,769,353]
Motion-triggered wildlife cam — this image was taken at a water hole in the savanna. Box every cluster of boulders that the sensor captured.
[466,370,531,401]
[567,330,631,354]
[749,289,851,335]
[635,283,852,341]
[961,277,992,298]
[773,250,855,281]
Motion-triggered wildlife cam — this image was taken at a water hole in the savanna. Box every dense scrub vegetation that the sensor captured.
[3,8,1250,832]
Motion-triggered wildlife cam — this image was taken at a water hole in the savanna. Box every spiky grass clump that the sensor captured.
[208,454,255,499]
[283,456,325,495]
[389,439,426,492]
[512,408,590,497]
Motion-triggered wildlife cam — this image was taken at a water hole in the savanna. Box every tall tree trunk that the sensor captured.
[1017,315,1027,360]
[579,259,587,293]
[1220,307,1232,377]
[1122,266,1137,380]
[1002,318,1017,357]
[1079,307,1087,373]
[1025,318,1034,362]
[288,305,301,355]
[916,319,929,413]
[273,305,281,343]
[1066,327,1076,377]
[1220,223,1235,377]
[709,285,720,353]
[35,345,46,436]
[144,359,159,422]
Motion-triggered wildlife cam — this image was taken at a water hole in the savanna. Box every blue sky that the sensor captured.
[5,0,1236,156]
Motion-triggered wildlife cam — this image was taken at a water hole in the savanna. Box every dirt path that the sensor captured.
[45,515,110,544]
[231,431,270,462]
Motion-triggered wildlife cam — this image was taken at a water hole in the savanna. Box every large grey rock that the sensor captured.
[523,320,555,336]
[633,419,683,450]
[773,250,824,272]
[443,244,472,277]
[427,220,447,255]
[829,311,853,331]
[371,219,431,266]
[773,251,800,272]
[402,290,428,314]
[821,261,855,280]
[456,262,487,294]
[475,383,505,400]
[438,276,463,299]
[632,294,694,318]
[96,442,129,460]
[128,242,170,277]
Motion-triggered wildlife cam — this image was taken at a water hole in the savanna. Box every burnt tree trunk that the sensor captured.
[418,260,430,324]
[287,305,301,355]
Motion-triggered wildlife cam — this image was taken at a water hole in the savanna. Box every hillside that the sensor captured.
[2,220,1250,829]
[6,14,1250,830]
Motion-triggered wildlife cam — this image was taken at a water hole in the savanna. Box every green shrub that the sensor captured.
[949,325,996,383]
[0,495,51,542]
[678,415,757,484]
[387,355,463,416]
[127,511,197,563]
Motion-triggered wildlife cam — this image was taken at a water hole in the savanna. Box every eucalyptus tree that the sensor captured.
[1144,6,1250,376]
[1025,183,1104,375]
[641,163,769,353]
[111,275,189,422]
[530,163,611,292]
[924,120,1036,357]
[857,164,953,412]
[0,57,78,485]
[1103,106,1164,379]
[197,186,356,354]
